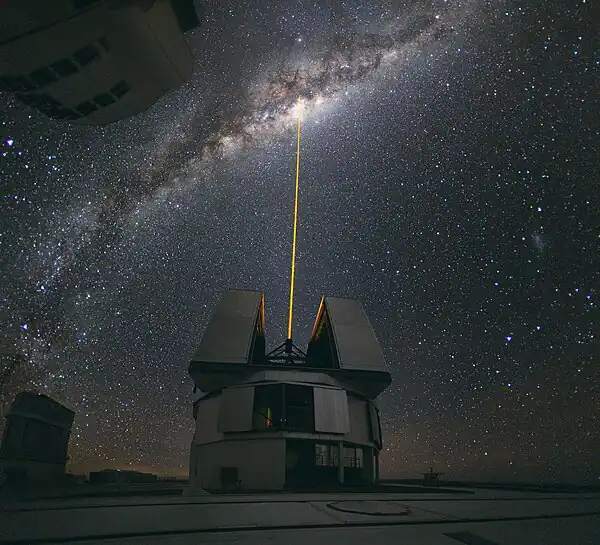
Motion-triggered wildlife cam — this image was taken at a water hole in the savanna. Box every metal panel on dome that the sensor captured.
[369,402,382,448]
[217,386,254,432]
[324,297,388,373]
[192,290,265,365]
[313,387,349,434]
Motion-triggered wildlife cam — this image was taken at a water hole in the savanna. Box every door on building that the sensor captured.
[285,439,340,488]
[342,445,365,484]
[285,440,371,487]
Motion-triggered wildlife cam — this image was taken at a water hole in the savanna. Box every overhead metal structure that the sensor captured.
[191,290,265,367]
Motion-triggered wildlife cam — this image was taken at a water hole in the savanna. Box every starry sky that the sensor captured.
[0,1,598,484]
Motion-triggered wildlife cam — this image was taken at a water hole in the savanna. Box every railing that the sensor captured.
[155,475,188,482]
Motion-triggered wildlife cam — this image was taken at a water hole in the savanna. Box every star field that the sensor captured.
[0,1,598,483]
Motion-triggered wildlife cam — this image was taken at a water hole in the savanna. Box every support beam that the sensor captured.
[337,442,344,484]
[363,447,376,483]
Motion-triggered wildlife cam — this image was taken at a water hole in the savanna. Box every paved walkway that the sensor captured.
[1,489,599,545]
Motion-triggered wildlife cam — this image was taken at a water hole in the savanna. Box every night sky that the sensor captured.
[1,1,598,484]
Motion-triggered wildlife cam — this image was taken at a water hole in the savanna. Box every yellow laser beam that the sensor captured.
[287,99,302,340]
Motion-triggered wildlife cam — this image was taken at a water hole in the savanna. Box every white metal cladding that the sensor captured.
[313,386,350,434]
[193,290,262,365]
[238,370,343,389]
[217,386,255,432]
[345,395,370,444]
[369,402,382,446]
[324,297,388,372]
[193,395,223,445]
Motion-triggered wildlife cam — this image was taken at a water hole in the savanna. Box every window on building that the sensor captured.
[284,384,314,431]
[16,78,128,121]
[110,80,130,99]
[51,109,81,120]
[75,101,98,116]
[252,384,314,432]
[17,93,79,120]
[17,93,63,116]
[16,93,42,108]
[93,93,115,107]
[343,446,364,468]
[37,95,62,114]
[315,443,339,467]
[50,59,79,77]
[0,75,35,92]
[252,384,282,430]
[30,67,58,87]
[73,44,99,66]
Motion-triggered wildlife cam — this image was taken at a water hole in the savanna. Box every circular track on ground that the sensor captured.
[327,500,411,516]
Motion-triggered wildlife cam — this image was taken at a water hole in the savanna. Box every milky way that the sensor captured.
[104,2,464,231]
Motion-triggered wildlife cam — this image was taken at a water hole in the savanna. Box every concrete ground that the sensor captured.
[1,487,599,545]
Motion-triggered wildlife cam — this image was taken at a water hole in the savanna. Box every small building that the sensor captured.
[187,290,392,491]
[0,391,74,485]
[88,469,157,484]
[0,0,202,124]
[422,467,444,487]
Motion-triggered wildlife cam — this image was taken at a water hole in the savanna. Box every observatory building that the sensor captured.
[0,391,74,485]
[0,0,202,124]
[187,290,392,491]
